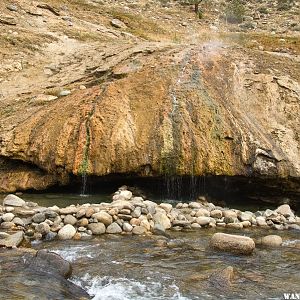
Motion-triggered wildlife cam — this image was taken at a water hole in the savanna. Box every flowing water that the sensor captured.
[0,186,299,299]
[0,228,299,300]
[80,173,88,197]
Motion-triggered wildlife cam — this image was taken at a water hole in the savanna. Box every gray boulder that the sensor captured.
[196,216,211,226]
[2,212,15,222]
[44,210,58,219]
[3,194,25,207]
[32,212,46,223]
[258,235,283,247]
[12,217,25,226]
[119,190,132,200]
[153,212,171,229]
[0,221,14,229]
[35,222,51,235]
[123,222,133,232]
[63,214,77,225]
[0,231,24,248]
[275,204,294,217]
[152,223,170,238]
[44,232,57,241]
[110,18,127,29]
[58,224,76,240]
[210,233,255,255]
[93,211,113,226]
[28,250,72,278]
[106,222,122,234]
[256,216,268,226]
[132,207,142,218]
[132,226,146,235]
[88,223,106,235]
[239,212,253,222]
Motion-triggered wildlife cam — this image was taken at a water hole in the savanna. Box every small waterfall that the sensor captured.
[189,175,196,200]
[169,53,191,118]
[165,50,198,200]
[164,176,183,200]
[80,172,88,197]
[79,114,92,197]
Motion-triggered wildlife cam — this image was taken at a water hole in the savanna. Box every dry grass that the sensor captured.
[219,32,300,55]
[49,24,109,42]
[108,9,167,40]
[0,31,57,55]
[246,34,300,54]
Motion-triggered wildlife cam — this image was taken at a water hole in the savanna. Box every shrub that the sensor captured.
[225,0,245,24]
[258,6,268,14]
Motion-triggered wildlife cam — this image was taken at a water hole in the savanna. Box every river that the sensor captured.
[0,191,299,299]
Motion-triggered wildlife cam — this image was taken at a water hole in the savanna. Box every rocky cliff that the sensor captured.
[0,0,299,192]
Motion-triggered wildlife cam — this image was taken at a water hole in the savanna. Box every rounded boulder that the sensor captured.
[58,224,76,240]
[259,235,283,247]
[210,232,255,255]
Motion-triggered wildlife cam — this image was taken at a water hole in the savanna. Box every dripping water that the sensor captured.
[80,173,88,197]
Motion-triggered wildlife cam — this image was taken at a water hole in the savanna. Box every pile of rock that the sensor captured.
[0,188,299,246]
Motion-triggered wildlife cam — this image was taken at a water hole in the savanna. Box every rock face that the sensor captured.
[0,13,299,194]
[210,233,255,255]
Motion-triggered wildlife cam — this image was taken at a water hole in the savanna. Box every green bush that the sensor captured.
[225,0,245,24]
[258,6,268,14]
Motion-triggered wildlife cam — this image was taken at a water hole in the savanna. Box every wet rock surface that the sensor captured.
[25,249,72,278]
[208,266,235,288]
[210,233,256,255]
[257,235,283,247]
[0,248,90,299]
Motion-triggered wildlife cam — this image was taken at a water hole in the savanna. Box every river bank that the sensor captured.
[0,186,300,299]
[0,186,299,247]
